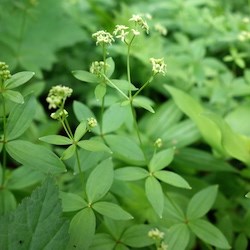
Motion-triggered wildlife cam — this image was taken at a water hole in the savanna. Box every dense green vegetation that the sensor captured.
[1,0,250,249]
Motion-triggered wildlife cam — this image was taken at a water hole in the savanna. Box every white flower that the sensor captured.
[92,30,114,46]
[154,138,163,148]
[157,242,168,250]
[129,14,149,34]
[131,29,140,36]
[87,117,97,129]
[113,25,129,43]
[150,58,167,76]
[90,61,106,76]
[148,228,165,240]
[154,23,167,36]
[50,109,68,120]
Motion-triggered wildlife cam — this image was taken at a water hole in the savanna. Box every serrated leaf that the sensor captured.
[114,167,148,181]
[39,135,72,145]
[74,121,87,142]
[0,189,16,215]
[0,178,69,250]
[133,96,155,113]
[77,139,112,154]
[187,185,218,220]
[60,192,87,212]
[86,158,113,203]
[121,224,154,247]
[149,148,175,172]
[2,90,24,103]
[92,201,133,220]
[6,95,36,140]
[72,70,99,83]
[61,144,76,160]
[145,176,164,218]
[6,140,66,174]
[68,208,95,250]
[166,223,190,250]
[188,219,231,249]
[4,71,35,89]
[154,170,191,189]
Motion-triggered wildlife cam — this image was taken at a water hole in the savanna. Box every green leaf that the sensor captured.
[0,189,16,215]
[2,90,24,103]
[7,165,45,190]
[39,135,72,145]
[145,176,164,218]
[121,224,154,247]
[89,233,116,250]
[61,144,76,160]
[114,167,148,181]
[77,139,112,154]
[187,185,218,220]
[6,95,36,140]
[154,170,191,189]
[166,223,190,250]
[6,140,66,174]
[74,121,87,142]
[95,84,106,100]
[102,103,130,134]
[234,233,248,250]
[72,70,99,83]
[164,85,225,155]
[60,192,87,212]
[245,192,250,198]
[188,219,231,249]
[4,71,35,89]
[92,201,133,220]
[104,135,145,165]
[68,208,95,250]
[86,158,114,203]
[0,178,69,250]
[133,96,155,113]
[107,79,138,91]
[149,148,175,172]
[106,57,115,78]
[204,112,250,166]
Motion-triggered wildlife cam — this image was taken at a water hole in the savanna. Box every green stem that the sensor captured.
[60,119,72,140]
[1,94,7,186]
[133,75,154,99]
[102,75,129,100]
[75,147,84,190]
[64,117,74,139]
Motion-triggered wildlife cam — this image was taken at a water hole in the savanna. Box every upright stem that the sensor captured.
[75,147,84,190]
[1,95,7,186]
[126,36,135,98]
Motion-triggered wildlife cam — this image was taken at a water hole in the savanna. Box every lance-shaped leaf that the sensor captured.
[6,140,66,174]
[4,72,35,89]
[78,139,112,154]
[95,83,106,101]
[68,208,95,250]
[0,189,16,215]
[86,158,113,203]
[149,148,175,172]
[145,176,164,218]
[187,185,218,220]
[188,219,231,249]
[2,90,24,104]
[133,96,155,113]
[39,135,72,145]
[107,79,137,91]
[92,201,133,220]
[6,95,36,140]
[115,167,148,181]
[0,178,69,250]
[61,144,76,160]
[74,121,87,142]
[60,192,87,212]
[72,70,99,83]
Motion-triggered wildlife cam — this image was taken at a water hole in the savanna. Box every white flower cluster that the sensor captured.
[238,31,250,41]
[154,23,167,36]
[46,85,73,109]
[157,242,168,250]
[87,117,97,129]
[113,25,130,43]
[50,109,68,120]
[90,61,106,76]
[129,14,149,34]
[148,228,165,240]
[150,58,167,76]
[154,138,163,148]
[92,30,114,46]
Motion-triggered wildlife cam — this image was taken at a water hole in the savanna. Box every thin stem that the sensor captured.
[64,118,74,139]
[1,94,7,186]
[75,147,84,189]
[133,75,154,99]
[102,75,129,100]
[100,97,105,136]
[60,119,72,140]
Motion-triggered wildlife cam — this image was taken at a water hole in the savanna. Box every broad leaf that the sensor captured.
[121,224,154,247]
[0,178,69,250]
[106,57,115,78]
[187,185,218,220]
[149,148,175,172]
[6,95,36,140]
[145,176,164,218]
[0,189,16,215]
[89,233,116,250]
[61,144,76,160]
[4,71,35,89]
[166,223,190,250]
[92,201,133,220]
[86,158,114,203]
[188,219,231,249]
[107,79,137,91]
[2,90,24,104]
[133,96,155,113]
[6,140,66,174]
[154,170,191,189]
[95,84,106,100]
[68,208,95,250]
[72,70,99,83]
[74,121,87,142]
[39,135,72,145]
[115,167,148,181]
[77,139,112,154]
[60,192,87,212]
